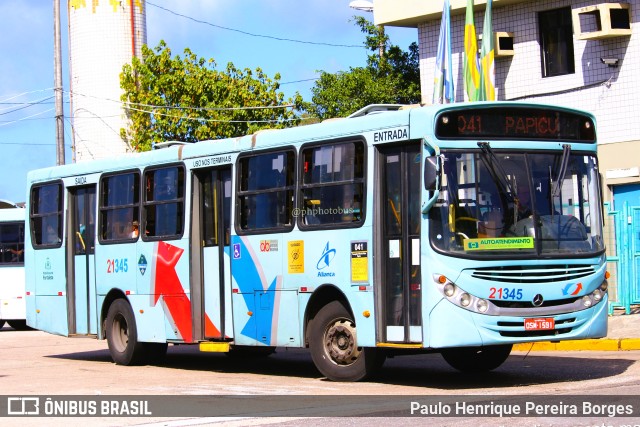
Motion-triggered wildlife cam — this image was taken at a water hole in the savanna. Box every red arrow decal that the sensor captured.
[571,283,583,296]
[152,242,193,342]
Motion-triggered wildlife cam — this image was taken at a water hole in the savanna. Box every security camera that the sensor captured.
[600,58,619,67]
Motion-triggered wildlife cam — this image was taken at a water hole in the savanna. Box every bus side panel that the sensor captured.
[285,230,377,347]
[0,267,26,321]
[140,239,192,343]
[31,247,68,335]
[127,294,170,342]
[230,235,286,346]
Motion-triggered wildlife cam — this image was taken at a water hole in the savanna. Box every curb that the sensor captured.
[513,338,640,351]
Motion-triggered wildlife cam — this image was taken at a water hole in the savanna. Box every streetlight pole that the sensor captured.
[53,0,65,165]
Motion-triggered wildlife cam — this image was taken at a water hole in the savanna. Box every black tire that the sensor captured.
[105,299,146,365]
[441,344,513,373]
[309,300,380,382]
[7,320,30,331]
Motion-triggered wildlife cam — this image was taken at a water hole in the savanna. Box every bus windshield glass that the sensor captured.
[430,150,604,257]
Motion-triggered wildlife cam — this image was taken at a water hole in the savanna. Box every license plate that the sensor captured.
[524,318,555,331]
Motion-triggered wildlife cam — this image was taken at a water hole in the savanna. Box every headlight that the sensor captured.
[460,293,471,307]
[477,299,489,313]
[444,283,455,297]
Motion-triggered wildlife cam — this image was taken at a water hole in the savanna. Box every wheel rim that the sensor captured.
[111,313,129,353]
[323,318,361,365]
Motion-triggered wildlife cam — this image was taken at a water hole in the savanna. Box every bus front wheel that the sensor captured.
[441,344,512,372]
[309,301,381,382]
[105,299,146,365]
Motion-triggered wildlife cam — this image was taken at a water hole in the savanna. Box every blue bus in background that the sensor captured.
[24,102,608,381]
[0,206,27,330]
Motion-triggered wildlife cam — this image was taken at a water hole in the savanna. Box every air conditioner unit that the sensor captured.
[572,3,631,40]
[495,32,514,57]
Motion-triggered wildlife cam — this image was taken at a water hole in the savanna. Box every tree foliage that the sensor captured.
[305,17,421,120]
[120,41,303,151]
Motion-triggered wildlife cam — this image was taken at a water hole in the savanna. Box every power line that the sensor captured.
[0,88,54,103]
[67,89,297,112]
[147,1,364,49]
[0,107,55,127]
[0,96,54,116]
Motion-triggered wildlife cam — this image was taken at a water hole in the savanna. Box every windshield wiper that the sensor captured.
[552,144,571,197]
[478,142,515,202]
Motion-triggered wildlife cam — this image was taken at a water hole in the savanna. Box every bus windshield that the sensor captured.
[430,149,604,257]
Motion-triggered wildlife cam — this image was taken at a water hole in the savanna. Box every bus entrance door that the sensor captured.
[379,144,422,343]
[192,167,233,341]
[68,186,97,335]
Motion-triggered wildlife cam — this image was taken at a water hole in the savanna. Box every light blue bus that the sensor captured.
[0,205,27,330]
[24,102,608,381]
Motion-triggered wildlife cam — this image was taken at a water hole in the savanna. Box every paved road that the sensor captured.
[2,327,640,426]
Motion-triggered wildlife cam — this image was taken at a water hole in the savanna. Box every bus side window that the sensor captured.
[99,172,140,243]
[237,150,294,233]
[30,183,63,248]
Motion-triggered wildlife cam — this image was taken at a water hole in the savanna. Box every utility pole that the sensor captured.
[53,0,65,165]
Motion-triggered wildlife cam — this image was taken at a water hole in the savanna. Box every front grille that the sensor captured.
[497,318,575,337]
[491,297,579,309]
[471,265,594,284]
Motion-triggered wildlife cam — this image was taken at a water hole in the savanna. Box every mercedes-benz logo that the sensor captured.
[532,294,544,307]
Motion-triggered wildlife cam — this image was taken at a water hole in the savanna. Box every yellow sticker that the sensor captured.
[464,237,534,251]
[351,241,368,283]
[288,240,304,273]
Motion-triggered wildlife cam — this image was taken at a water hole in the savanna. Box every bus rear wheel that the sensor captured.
[441,344,512,372]
[309,301,381,382]
[105,299,146,365]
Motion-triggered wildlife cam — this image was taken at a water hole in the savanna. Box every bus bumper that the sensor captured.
[428,295,608,349]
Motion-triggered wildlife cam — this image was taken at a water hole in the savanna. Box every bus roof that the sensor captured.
[0,207,25,222]
[26,102,596,184]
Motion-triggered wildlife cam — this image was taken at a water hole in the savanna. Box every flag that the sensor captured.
[433,0,454,104]
[463,0,480,102]
[479,0,496,101]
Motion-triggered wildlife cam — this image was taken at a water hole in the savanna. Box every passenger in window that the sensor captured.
[10,247,23,262]
[130,221,139,239]
[45,224,58,244]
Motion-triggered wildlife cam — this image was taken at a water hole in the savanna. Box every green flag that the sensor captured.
[463,0,480,102]
[479,0,495,101]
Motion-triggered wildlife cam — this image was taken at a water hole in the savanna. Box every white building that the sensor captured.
[68,0,147,161]
[373,0,639,207]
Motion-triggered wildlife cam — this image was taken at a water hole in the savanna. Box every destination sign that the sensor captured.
[435,107,595,142]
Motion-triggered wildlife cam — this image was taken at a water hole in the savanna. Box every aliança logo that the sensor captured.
[316,242,336,277]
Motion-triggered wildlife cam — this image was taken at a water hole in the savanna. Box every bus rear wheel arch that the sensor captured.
[105,298,167,365]
[440,344,512,373]
[308,300,382,382]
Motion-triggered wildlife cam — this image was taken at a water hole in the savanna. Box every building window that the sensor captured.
[539,7,575,77]
[299,140,365,228]
[143,166,185,239]
[237,149,295,233]
[99,172,140,242]
[30,183,63,248]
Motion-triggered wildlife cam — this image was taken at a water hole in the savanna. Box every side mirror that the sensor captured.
[424,155,441,191]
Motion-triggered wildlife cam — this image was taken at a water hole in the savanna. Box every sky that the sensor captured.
[0,0,417,204]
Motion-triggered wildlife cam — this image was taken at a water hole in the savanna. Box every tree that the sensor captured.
[120,41,303,151]
[305,17,420,120]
